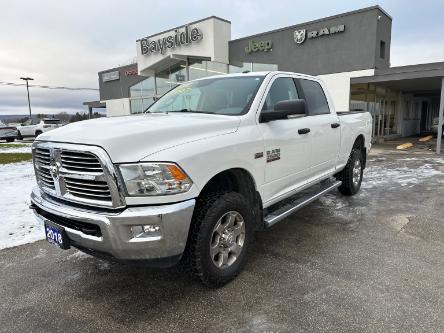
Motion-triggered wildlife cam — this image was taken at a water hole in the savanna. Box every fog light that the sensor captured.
[130,224,161,239]
[143,225,160,233]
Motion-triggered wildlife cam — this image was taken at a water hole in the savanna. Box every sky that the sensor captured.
[1,0,444,116]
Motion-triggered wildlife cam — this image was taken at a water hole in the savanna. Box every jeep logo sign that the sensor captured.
[245,40,273,53]
[294,24,345,44]
[140,25,203,56]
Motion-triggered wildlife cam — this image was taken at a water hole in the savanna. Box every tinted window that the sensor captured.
[262,78,299,111]
[380,40,386,59]
[299,79,330,115]
[43,119,60,124]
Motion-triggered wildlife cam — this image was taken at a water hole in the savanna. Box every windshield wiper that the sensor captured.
[172,108,193,112]
[171,109,215,114]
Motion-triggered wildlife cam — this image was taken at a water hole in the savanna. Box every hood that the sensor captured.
[38,113,240,163]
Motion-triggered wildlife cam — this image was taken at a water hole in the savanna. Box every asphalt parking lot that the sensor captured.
[1,143,444,333]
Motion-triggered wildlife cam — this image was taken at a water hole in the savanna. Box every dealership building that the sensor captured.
[92,5,444,143]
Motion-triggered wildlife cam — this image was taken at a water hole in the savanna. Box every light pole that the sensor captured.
[20,77,34,119]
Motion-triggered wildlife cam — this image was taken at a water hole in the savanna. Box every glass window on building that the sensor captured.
[130,77,155,97]
[130,98,155,114]
[229,62,252,74]
[188,60,209,81]
[206,61,228,75]
[169,63,187,84]
[129,77,156,114]
[188,60,228,81]
[252,63,278,72]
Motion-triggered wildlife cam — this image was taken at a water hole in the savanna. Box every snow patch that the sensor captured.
[398,157,444,164]
[0,144,32,154]
[65,250,90,261]
[0,162,43,249]
[362,163,443,189]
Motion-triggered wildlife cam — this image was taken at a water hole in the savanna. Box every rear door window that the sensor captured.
[299,79,330,115]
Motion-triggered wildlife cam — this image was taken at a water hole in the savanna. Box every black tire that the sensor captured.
[336,148,363,196]
[17,131,23,140]
[35,130,42,137]
[6,138,14,143]
[187,192,253,287]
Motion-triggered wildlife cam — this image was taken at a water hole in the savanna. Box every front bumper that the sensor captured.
[31,186,195,266]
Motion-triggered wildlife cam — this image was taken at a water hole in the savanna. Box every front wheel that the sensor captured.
[6,138,14,143]
[336,148,363,196]
[35,130,42,137]
[187,192,253,287]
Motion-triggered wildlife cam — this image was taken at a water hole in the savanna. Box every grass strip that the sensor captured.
[0,143,31,149]
[0,153,32,164]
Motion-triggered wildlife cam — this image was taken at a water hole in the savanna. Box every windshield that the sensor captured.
[146,76,264,116]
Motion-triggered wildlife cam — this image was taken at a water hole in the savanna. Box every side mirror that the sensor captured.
[259,99,306,123]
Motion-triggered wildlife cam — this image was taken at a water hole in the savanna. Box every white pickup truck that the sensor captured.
[30,71,372,286]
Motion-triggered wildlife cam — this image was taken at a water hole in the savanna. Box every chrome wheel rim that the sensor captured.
[352,159,362,186]
[210,211,245,269]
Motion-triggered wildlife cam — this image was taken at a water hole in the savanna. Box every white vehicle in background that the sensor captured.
[432,117,444,137]
[17,118,61,139]
[0,121,18,142]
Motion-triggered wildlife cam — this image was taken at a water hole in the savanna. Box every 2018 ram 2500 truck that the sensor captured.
[30,71,372,286]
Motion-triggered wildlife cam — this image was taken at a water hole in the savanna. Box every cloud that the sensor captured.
[390,41,444,67]
[1,0,444,116]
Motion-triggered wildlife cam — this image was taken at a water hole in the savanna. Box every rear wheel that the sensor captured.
[187,192,253,287]
[17,131,23,140]
[5,138,14,143]
[337,148,363,196]
[35,130,42,137]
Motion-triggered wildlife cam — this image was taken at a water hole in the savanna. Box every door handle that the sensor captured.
[298,128,311,134]
[331,123,340,128]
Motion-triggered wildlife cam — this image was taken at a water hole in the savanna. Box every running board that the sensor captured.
[264,179,342,228]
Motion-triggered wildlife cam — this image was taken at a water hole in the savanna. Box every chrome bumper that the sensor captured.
[31,186,195,264]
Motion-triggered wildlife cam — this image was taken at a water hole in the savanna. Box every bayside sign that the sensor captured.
[140,25,203,56]
[294,24,345,44]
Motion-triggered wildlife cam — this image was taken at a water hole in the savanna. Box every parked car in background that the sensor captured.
[432,116,444,137]
[17,118,62,139]
[0,121,18,142]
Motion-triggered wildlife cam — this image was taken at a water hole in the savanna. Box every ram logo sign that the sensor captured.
[294,29,306,44]
[294,24,345,45]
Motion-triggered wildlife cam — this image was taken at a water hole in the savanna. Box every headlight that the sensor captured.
[118,163,192,196]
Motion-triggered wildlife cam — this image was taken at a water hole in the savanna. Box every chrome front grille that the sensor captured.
[60,151,103,172]
[32,142,124,208]
[34,148,55,190]
[64,177,112,202]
